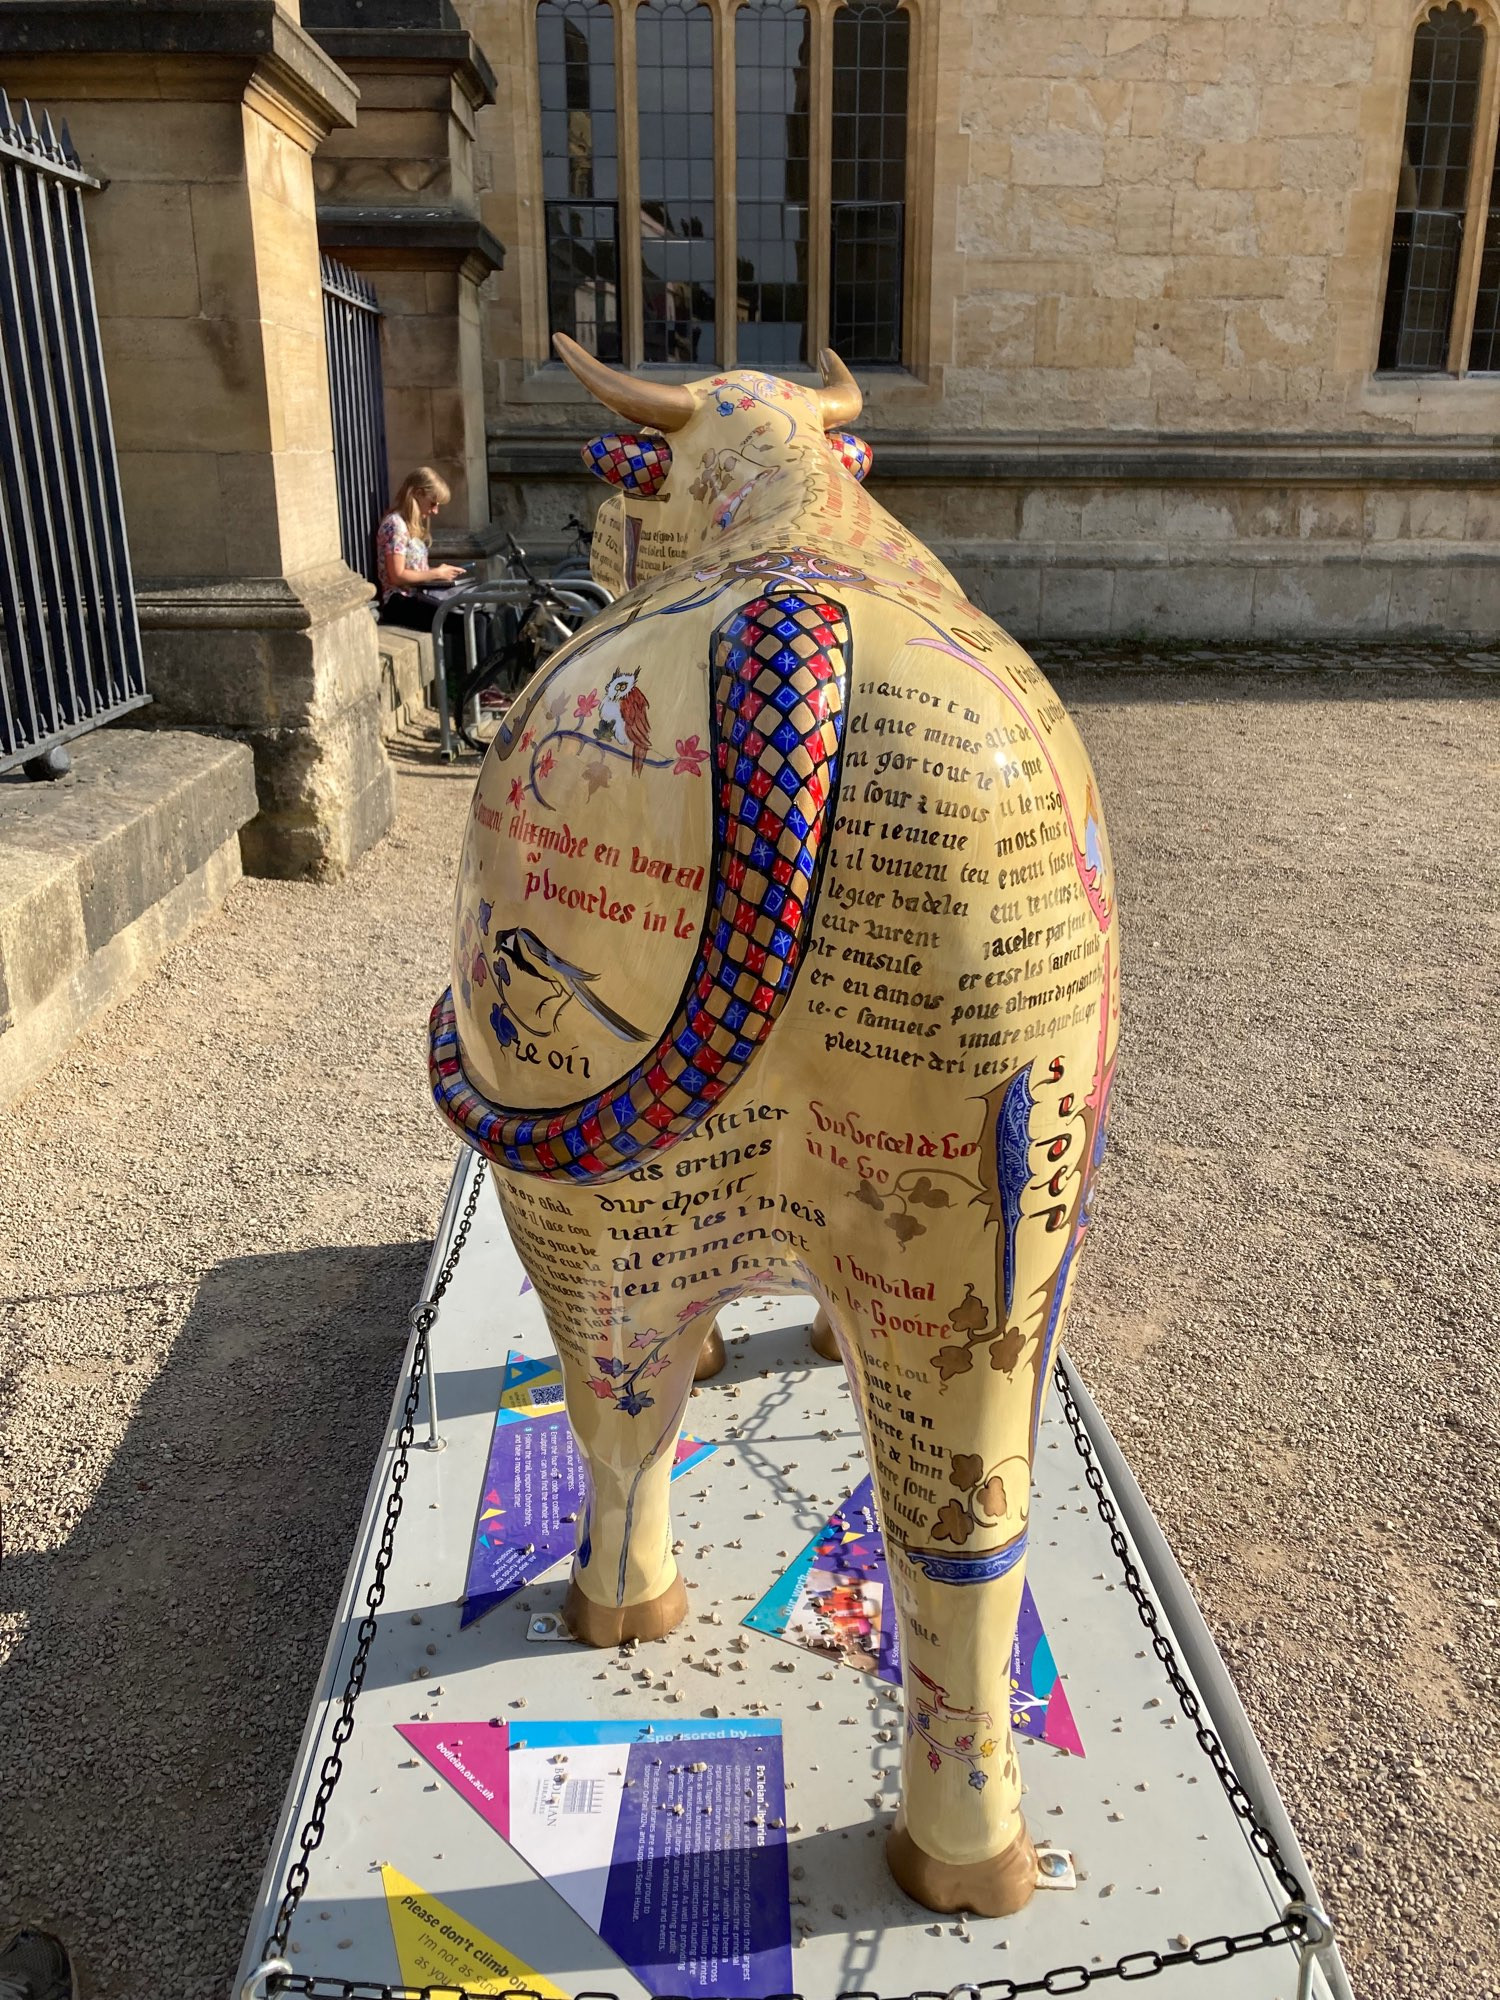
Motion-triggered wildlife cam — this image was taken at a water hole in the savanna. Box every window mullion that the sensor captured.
[619,0,646,367]
[715,0,739,368]
[1452,16,1500,372]
[808,0,835,357]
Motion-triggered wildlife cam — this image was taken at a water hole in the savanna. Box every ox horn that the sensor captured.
[552,331,695,432]
[814,347,863,428]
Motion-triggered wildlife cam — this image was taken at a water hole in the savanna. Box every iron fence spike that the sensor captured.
[19,98,38,145]
[40,108,59,156]
[0,87,13,137]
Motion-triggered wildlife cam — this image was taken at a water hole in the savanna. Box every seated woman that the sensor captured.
[376,468,466,630]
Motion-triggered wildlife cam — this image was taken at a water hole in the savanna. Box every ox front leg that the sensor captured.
[543,1294,708,1645]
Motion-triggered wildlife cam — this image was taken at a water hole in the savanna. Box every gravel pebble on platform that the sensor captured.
[2,657,1498,2000]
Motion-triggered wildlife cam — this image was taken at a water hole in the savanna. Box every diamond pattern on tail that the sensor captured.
[429,586,852,1179]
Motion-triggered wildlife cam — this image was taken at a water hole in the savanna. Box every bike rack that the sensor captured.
[430,576,613,760]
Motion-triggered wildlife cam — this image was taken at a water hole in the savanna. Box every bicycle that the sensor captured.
[442,534,609,755]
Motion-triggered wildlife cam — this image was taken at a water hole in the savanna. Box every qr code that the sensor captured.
[531,1384,564,1407]
[562,1778,604,1815]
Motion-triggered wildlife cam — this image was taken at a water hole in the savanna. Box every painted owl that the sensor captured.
[597,668,651,775]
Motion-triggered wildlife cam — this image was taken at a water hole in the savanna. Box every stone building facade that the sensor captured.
[468,0,1500,639]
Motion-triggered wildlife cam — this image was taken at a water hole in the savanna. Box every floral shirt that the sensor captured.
[377,512,427,600]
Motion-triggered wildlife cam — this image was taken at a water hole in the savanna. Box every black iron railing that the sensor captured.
[320,254,388,590]
[0,91,148,779]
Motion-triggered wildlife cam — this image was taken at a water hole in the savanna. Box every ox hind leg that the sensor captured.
[824,1290,1042,1916]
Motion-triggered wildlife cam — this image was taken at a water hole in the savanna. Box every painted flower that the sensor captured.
[630,1329,661,1348]
[595,1356,625,1378]
[979,1738,997,1759]
[537,749,556,779]
[927,1750,942,1775]
[470,950,489,988]
[489,1002,517,1049]
[520,729,535,752]
[977,1472,1008,1519]
[478,899,492,933]
[885,1211,925,1245]
[673,734,708,776]
[955,1734,974,1753]
[675,1297,716,1323]
[717,400,735,416]
[738,397,754,410]
[574,690,600,722]
[587,1376,618,1400]
[967,1769,988,1791]
[508,779,523,808]
[619,1390,655,1417]
[949,1453,984,1492]
[933,1345,974,1382]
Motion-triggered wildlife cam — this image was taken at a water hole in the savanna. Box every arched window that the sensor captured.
[538,0,621,360]
[1379,3,1495,373]
[536,0,913,370]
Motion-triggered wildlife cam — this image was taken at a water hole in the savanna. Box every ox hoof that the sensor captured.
[695,1324,728,1381]
[886,1820,1038,1919]
[809,1307,840,1363]
[564,1573,689,1647]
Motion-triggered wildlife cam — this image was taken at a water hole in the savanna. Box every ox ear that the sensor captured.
[581,432,673,499]
[826,430,873,483]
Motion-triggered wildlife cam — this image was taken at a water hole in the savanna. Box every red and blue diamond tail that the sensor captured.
[429,585,852,1179]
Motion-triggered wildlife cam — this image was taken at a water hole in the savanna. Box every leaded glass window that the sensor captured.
[535,0,912,369]
[538,0,621,359]
[1379,3,1484,373]
[637,0,717,364]
[735,0,811,368]
[831,0,908,365]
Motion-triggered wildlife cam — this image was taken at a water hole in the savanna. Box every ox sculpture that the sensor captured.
[429,336,1120,1917]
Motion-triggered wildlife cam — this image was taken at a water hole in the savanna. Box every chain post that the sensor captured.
[411,1298,448,1452]
[1288,1900,1337,2000]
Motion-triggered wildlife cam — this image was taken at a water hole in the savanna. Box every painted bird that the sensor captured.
[492,927,646,1042]
[598,668,651,774]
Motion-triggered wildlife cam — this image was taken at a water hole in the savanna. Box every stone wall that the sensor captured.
[464,0,1500,639]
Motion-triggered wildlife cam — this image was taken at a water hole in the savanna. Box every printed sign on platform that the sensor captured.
[397,1720,792,1999]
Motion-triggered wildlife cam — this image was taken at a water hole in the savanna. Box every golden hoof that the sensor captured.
[563,1572,689,1646]
[809,1307,840,1362]
[885,1819,1038,1917]
[695,1323,728,1381]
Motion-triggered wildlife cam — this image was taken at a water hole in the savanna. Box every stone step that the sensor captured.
[0,728,258,1106]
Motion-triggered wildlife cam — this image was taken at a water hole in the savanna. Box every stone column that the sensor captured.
[0,1,397,878]
[304,0,504,558]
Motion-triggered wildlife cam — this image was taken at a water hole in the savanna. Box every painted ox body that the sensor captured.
[430,338,1120,1917]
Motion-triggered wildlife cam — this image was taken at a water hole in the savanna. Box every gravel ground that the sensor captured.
[2,655,1497,2000]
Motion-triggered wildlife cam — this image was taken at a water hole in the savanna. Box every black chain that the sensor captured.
[252,1215,1319,1999]
[262,1160,487,1968]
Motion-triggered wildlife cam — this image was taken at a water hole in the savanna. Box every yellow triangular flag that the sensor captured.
[381,1865,566,1996]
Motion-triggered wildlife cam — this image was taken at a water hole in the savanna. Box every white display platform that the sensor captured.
[235,1159,1348,2000]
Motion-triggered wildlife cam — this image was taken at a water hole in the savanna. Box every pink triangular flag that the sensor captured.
[1042,1677,1085,1759]
[396,1721,510,1840]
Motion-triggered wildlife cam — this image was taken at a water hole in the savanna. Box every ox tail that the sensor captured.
[429,584,852,1182]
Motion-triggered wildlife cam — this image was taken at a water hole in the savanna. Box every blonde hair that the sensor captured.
[392,467,451,540]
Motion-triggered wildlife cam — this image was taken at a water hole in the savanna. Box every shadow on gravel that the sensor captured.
[0,1239,429,1996]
